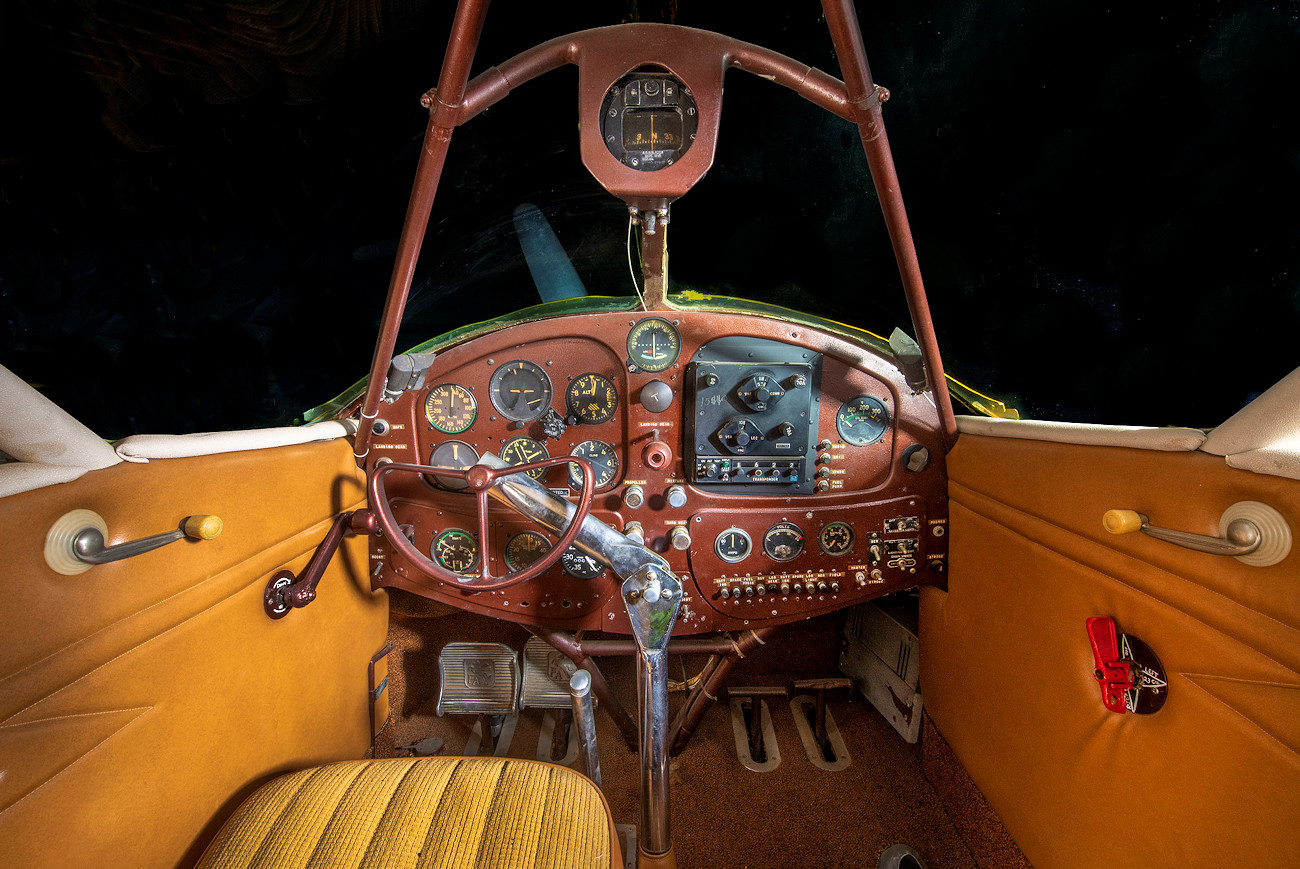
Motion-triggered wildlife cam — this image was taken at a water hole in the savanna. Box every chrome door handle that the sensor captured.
[1103,501,1292,566]
[73,514,223,564]
[45,509,222,574]
[1103,509,1260,556]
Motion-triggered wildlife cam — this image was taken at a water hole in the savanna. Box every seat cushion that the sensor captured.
[197,757,620,869]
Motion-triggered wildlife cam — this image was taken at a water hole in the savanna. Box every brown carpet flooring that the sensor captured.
[380,602,981,869]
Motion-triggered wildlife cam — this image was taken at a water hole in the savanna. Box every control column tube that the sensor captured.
[623,562,683,863]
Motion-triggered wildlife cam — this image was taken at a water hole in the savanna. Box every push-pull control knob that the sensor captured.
[666,485,688,509]
[623,485,646,509]
[669,525,692,551]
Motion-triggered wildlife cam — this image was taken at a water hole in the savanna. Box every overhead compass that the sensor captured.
[489,360,553,423]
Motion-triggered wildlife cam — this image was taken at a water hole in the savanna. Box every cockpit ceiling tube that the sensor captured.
[354,0,958,465]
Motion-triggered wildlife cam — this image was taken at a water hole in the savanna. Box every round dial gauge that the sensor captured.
[626,318,681,373]
[428,440,479,491]
[763,522,804,562]
[432,529,479,575]
[500,436,550,481]
[819,521,855,556]
[424,383,477,434]
[714,527,752,563]
[566,373,619,424]
[489,360,553,422]
[836,395,890,446]
[504,530,552,572]
[561,546,605,579]
[599,73,699,172]
[568,440,620,490]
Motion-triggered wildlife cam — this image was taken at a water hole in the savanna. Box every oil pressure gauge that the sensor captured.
[836,395,890,446]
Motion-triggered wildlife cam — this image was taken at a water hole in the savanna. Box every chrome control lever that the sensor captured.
[622,563,682,863]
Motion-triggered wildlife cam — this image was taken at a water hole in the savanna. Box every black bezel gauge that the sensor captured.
[599,72,698,172]
[818,521,855,556]
[431,529,479,575]
[714,527,752,564]
[504,530,552,572]
[424,383,477,434]
[500,436,550,481]
[763,521,805,562]
[568,440,620,490]
[626,318,681,373]
[489,360,553,423]
[566,373,619,424]
[561,546,606,579]
[836,395,890,446]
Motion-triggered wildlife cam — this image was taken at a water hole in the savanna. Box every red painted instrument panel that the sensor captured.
[366,309,947,635]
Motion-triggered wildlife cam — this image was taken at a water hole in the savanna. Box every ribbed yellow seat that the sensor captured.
[197,757,620,869]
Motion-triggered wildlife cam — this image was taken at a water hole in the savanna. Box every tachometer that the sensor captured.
[836,395,890,446]
[626,318,680,373]
[504,530,552,571]
[763,522,804,562]
[431,529,479,575]
[489,360,553,422]
[500,436,550,481]
[568,440,619,490]
[566,373,619,424]
[424,383,477,434]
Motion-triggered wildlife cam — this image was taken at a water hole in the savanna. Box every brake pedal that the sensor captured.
[437,642,520,716]
[520,636,577,709]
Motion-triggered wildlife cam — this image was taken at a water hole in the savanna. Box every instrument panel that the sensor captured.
[366,309,947,635]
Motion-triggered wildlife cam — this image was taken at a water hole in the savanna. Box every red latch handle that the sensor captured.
[1086,617,1135,714]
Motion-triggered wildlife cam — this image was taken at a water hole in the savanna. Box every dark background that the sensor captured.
[3,1,1297,439]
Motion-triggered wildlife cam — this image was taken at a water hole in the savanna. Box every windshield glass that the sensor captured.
[3,3,1295,436]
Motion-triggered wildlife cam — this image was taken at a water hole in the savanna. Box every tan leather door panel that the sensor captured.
[922,434,1300,868]
[0,440,388,868]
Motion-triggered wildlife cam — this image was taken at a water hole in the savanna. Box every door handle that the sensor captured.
[45,508,222,574]
[1103,501,1291,566]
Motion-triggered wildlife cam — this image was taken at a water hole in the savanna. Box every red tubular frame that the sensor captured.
[353,0,958,463]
